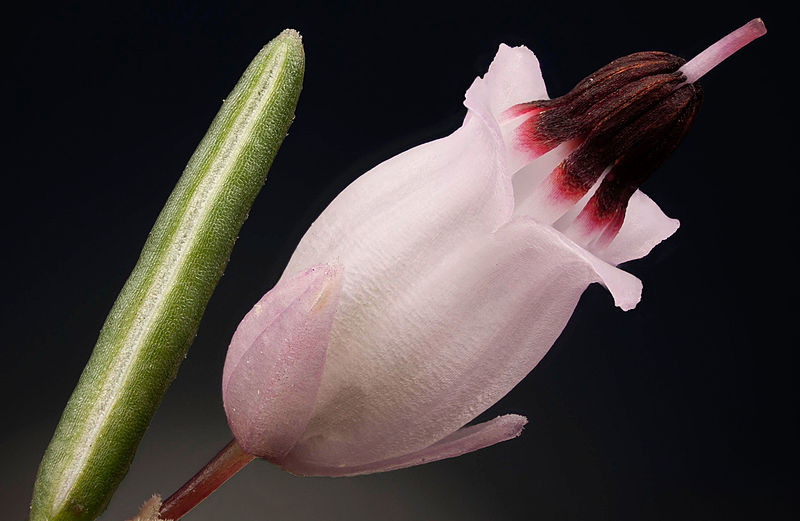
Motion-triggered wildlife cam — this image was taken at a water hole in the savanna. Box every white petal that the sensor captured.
[465,44,549,126]
[287,219,641,468]
[599,190,680,265]
[463,44,550,175]
[284,44,554,287]
[282,415,527,477]
[283,116,514,284]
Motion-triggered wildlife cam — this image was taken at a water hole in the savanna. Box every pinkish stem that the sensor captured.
[681,18,767,83]
[159,439,255,520]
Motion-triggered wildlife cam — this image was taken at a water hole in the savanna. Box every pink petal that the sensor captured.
[282,415,527,477]
[543,187,679,266]
[223,266,334,393]
[222,265,342,461]
[595,190,680,265]
[283,116,514,288]
[286,219,641,469]
[473,44,549,122]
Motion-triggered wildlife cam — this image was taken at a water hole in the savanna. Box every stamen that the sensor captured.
[680,18,767,84]
[509,19,765,252]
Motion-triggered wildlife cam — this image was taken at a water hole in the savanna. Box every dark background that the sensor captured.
[3,1,795,520]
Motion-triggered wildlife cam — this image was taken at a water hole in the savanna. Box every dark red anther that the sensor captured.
[508,19,766,248]
[577,83,704,246]
[508,50,703,243]
[509,52,688,158]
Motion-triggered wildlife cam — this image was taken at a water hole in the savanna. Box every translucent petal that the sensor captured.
[283,114,513,291]
[223,265,342,461]
[282,415,527,477]
[598,190,680,265]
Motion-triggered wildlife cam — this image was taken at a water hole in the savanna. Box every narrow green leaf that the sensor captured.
[30,29,305,521]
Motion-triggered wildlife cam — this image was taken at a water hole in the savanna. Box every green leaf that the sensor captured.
[30,29,305,521]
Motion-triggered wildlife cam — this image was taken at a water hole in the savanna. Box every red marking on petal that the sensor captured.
[573,176,636,248]
[511,49,703,234]
[503,102,542,119]
[549,162,590,203]
[565,194,616,247]
[594,207,627,248]
[511,107,561,160]
[577,195,616,232]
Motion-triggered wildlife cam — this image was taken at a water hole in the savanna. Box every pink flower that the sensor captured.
[222,21,765,477]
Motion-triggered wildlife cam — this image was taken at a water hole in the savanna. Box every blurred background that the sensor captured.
[3,1,795,519]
